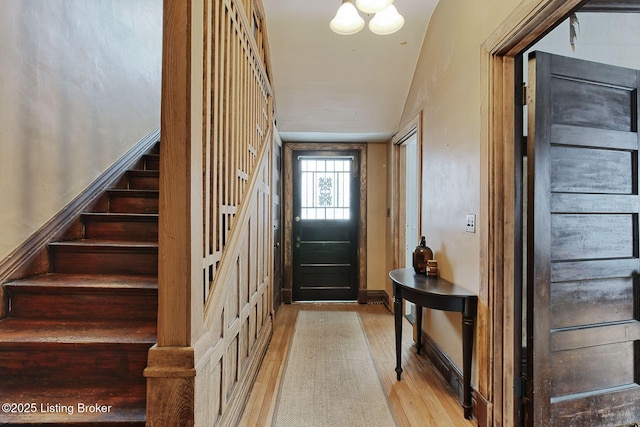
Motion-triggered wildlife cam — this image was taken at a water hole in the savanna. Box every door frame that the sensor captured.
[282,142,368,304]
[390,112,423,271]
[482,1,584,426]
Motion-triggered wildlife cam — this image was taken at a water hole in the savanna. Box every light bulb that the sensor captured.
[330,1,365,35]
[355,0,394,14]
[369,4,404,35]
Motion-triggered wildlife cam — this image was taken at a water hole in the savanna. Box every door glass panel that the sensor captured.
[299,158,351,220]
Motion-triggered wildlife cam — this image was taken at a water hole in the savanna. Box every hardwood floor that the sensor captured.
[239,303,476,427]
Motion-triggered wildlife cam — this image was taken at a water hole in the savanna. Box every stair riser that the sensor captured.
[127,174,159,190]
[83,219,158,241]
[114,172,159,191]
[143,154,159,171]
[8,292,157,321]
[0,345,151,379]
[50,249,158,275]
[107,194,158,214]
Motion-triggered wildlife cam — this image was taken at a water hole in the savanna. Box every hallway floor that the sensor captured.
[239,303,476,426]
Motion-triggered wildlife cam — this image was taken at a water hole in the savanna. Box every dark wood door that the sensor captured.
[292,151,359,301]
[527,51,640,426]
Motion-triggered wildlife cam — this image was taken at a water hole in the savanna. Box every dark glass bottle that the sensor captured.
[412,236,433,274]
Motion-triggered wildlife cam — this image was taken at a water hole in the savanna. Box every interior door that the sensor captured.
[527,51,640,426]
[292,151,359,301]
[400,133,420,322]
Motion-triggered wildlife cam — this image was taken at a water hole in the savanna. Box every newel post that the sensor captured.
[144,0,202,424]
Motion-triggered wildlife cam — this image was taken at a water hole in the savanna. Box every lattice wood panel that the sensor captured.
[195,0,273,425]
[202,0,271,300]
[149,0,273,424]
[194,146,272,426]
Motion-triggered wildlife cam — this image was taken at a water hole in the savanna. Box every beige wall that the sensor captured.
[398,0,519,368]
[0,0,162,261]
[366,143,388,292]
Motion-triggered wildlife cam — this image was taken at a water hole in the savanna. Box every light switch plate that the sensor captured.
[466,214,476,233]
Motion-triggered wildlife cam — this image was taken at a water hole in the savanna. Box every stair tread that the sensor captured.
[106,189,158,195]
[5,273,157,290]
[82,212,159,219]
[48,240,158,249]
[127,170,158,175]
[0,319,156,344]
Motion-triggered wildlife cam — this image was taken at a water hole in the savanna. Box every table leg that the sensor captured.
[394,290,403,381]
[415,305,423,354]
[462,312,475,419]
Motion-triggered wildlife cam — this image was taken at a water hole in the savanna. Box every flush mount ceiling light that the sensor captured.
[330,0,404,36]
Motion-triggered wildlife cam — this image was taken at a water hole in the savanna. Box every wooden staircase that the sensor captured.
[0,143,160,426]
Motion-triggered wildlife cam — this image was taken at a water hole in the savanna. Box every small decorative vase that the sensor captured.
[412,236,433,274]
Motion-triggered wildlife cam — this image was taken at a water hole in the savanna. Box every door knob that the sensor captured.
[294,216,300,222]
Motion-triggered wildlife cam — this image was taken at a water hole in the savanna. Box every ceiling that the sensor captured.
[261,0,439,143]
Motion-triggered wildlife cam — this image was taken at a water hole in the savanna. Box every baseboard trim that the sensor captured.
[420,331,489,425]
[282,288,292,304]
[364,290,391,310]
[282,289,389,309]
[0,128,160,287]
[474,389,491,427]
[422,332,465,400]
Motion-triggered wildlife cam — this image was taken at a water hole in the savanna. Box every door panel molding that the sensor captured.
[282,142,367,303]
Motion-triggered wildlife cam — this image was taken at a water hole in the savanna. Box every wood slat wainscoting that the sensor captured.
[239,303,477,427]
[146,0,274,425]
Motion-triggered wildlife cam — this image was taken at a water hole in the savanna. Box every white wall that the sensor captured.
[0,0,162,261]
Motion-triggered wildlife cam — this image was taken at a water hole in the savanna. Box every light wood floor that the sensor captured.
[239,303,477,427]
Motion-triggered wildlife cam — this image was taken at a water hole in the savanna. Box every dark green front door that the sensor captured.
[292,151,359,301]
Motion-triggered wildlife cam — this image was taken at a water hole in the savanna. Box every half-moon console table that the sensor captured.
[389,268,478,420]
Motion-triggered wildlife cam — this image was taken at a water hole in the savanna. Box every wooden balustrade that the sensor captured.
[146,0,273,425]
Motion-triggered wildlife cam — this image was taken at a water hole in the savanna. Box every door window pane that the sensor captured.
[300,158,351,220]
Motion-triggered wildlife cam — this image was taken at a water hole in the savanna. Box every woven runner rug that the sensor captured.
[273,310,397,427]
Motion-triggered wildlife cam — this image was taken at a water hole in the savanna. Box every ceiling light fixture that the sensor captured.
[330,0,404,36]
[355,0,394,14]
[330,0,365,35]
[369,5,404,35]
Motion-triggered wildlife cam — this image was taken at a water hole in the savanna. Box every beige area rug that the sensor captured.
[273,310,397,427]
